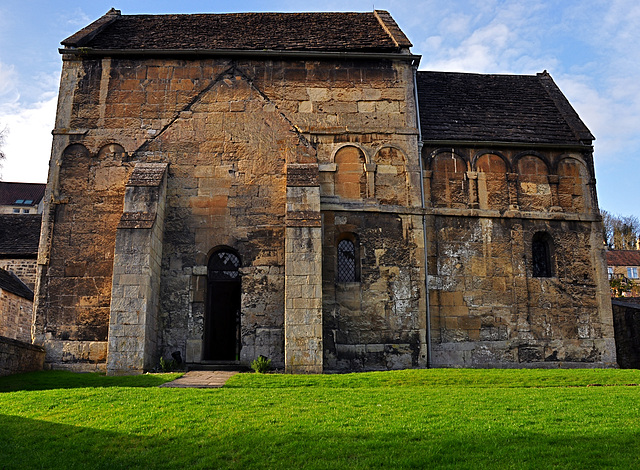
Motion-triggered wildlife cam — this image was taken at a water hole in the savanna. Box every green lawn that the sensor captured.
[1,369,639,469]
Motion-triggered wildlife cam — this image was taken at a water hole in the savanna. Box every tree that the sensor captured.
[601,210,640,250]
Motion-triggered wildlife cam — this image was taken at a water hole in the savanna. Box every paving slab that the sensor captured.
[159,370,239,388]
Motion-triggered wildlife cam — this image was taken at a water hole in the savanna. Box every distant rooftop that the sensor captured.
[416,71,594,146]
[0,267,33,301]
[0,182,46,207]
[61,9,412,54]
[0,214,42,257]
[607,250,640,267]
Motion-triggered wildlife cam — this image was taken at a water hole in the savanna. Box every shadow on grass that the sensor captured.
[0,370,182,392]
[1,412,638,469]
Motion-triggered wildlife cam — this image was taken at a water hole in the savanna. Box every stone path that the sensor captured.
[159,370,239,388]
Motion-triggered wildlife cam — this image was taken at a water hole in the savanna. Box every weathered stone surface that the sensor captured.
[107,163,168,375]
[0,287,33,342]
[31,11,615,374]
[0,336,45,376]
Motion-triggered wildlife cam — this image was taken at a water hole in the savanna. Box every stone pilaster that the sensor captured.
[106,162,168,375]
[285,164,323,373]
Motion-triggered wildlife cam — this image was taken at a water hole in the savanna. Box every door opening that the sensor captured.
[204,249,241,360]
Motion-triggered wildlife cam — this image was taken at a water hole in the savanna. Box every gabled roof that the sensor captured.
[0,267,33,301]
[61,9,412,54]
[416,71,594,146]
[0,182,46,207]
[606,250,640,267]
[0,214,42,257]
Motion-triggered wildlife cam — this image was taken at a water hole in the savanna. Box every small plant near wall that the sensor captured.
[159,356,177,372]
[159,351,183,372]
[251,355,272,373]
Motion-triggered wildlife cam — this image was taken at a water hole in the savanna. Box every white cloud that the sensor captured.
[0,61,19,104]
[0,95,56,183]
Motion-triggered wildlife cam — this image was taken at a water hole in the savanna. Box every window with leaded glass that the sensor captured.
[208,249,241,280]
[337,238,357,283]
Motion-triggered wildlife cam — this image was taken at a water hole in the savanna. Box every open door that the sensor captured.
[204,249,241,360]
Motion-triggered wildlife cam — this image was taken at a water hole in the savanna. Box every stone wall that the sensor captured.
[34,44,614,372]
[612,299,640,368]
[34,54,421,372]
[0,336,45,376]
[423,145,616,367]
[0,288,33,342]
[0,259,38,290]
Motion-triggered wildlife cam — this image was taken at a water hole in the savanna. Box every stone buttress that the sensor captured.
[106,163,168,375]
[284,164,323,373]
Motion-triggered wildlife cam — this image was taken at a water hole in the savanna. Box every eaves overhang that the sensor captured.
[59,47,421,65]
[420,139,594,151]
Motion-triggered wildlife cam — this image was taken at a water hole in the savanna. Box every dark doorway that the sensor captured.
[204,249,241,360]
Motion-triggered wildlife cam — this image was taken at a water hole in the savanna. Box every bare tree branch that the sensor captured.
[601,209,640,250]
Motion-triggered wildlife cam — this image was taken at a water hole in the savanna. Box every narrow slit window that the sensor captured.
[337,239,356,283]
[532,232,553,278]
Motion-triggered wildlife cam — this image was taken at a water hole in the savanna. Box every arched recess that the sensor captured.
[205,247,242,361]
[93,144,128,192]
[373,145,408,205]
[334,145,367,200]
[516,154,551,212]
[97,143,126,160]
[59,144,91,195]
[474,152,509,210]
[430,149,468,208]
[556,156,591,213]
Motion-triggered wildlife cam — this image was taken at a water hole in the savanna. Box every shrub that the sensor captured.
[159,356,176,372]
[251,355,272,373]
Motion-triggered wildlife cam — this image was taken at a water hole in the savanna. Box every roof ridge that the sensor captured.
[61,8,121,47]
[536,71,594,144]
[373,10,412,49]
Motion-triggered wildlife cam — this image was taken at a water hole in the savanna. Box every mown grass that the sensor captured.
[1,369,639,469]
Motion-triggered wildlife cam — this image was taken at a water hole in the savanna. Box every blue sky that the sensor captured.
[0,0,638,217]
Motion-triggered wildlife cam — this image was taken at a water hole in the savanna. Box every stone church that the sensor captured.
[32,9,616,374]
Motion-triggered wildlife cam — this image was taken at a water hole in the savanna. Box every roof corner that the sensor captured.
[373,10,412,49]
[536,71,595,144]
[61,8,121,48]
[0,267,34,301]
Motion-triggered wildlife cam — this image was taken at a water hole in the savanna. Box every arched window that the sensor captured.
[532,232,553,278]
[337,236,359,283]
[208,249,241,280]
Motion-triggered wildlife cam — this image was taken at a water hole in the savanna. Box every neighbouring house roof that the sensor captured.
[606,250,640,267]
[0,267,33,301]
[61,9,412,53]
[416,71,594,146]
[0,182,46,207]
[0,214,42,257]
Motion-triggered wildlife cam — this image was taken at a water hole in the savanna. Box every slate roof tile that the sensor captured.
[0,182,46,206]
[606,250,640,267]
[0,267,33,301]
[416,71,594,146]
[0,214,42,257]
[62,10,410,53]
